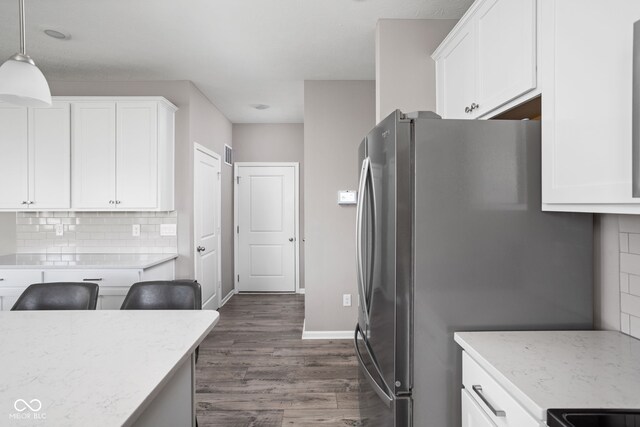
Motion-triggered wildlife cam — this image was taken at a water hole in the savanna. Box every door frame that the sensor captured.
[233,162,300,294]
[193,142,222,309]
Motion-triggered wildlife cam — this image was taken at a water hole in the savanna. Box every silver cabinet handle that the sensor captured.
[472,385,506,417]
[288,237,294,242]
[109,200,115,204]
[21,201,28,205]
[83,278,103,281]
[0,278,4,281]
[465,106,471,113]
[470,103,479,111]
[197,246,206,253]
[115,200,121,204]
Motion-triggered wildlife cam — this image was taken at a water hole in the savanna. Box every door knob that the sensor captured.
[289,237,294,242]
[197,246,206,252]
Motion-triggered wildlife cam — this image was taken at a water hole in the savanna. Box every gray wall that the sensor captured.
[376,19,456,123]
[48,81,235,297]
[233,123,305,288]
[304,80,375,331]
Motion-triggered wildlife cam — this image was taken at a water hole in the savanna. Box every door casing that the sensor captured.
[233,162,301,294]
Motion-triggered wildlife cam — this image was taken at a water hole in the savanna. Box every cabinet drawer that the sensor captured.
[462,389,497,427]
[42,269,140,288]
[0,270,43,287]
[462,352,540,427]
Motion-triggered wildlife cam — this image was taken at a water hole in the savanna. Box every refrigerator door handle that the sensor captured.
[354,323,393,407]
[355,157,370,318]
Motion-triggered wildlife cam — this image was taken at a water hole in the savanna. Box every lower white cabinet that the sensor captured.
[462,389,496,427]
[0,261,175,311]
[462,352,541,427]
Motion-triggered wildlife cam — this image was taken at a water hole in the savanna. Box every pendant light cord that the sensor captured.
[19,0,26,55]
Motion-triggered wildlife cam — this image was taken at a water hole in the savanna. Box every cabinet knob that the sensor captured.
[196,246,206,253]
[109,200,115,204]
[464,106,471,113]
[116,200,121,205]
[470,103,479,111]
[21,201,28,205]
[289,237,294,242]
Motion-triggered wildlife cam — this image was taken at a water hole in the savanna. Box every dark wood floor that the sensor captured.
[196,294,363,426]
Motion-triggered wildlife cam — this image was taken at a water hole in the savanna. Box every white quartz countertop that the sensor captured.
[455,331,640,421]
[0,310,218,426]
[0,253,178,269]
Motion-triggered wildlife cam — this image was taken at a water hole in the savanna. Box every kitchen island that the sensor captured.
[0,310,218,426]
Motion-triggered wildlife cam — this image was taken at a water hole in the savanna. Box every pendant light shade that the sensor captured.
[0,0,51,107]
[0,55,52,107]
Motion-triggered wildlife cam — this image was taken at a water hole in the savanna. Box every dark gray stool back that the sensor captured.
[11,282,100,311]
[120,280,202,310]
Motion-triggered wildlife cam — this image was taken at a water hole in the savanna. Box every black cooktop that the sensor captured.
[548,409,640,427]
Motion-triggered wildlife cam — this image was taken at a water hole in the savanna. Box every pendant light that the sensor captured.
[0,0,52,107]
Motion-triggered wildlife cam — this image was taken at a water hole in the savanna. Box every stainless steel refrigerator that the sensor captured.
[354,110,593,427]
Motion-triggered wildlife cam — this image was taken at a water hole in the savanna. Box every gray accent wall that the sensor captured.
[375,19,456,123]
[304,80,375,332]
[47,81,235,298]
[233,123,305,288]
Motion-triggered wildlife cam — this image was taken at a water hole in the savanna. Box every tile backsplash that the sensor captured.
[16,212,177,255]
[618,216,640,339]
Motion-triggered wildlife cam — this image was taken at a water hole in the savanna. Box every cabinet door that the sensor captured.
[71,102,116,209]
[475,0,536,117]
[541,0,640,207]
[116,102,158,210]
[438,25,477,119]
[0,107,28,209]
[462,390,497,427]
[28,102,71,209]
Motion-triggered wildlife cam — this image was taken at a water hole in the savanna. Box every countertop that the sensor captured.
[0,310,218,426]
[455,331,640,421]
[0,253,178,269]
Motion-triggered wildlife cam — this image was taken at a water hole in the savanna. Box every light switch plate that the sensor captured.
[132,224,141,237]
[55,224,64,237]
[160,224,177,236]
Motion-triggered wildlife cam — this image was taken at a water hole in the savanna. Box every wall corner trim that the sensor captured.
[301,319,352,340]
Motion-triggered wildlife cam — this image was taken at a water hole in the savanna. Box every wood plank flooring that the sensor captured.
[196,294,363,427]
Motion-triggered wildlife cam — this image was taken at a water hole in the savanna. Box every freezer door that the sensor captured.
[355,324,412,427]
[361,111,413,394]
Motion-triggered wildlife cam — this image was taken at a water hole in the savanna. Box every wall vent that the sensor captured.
[224,144,233,166]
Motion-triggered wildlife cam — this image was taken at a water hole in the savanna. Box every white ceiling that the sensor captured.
[0,0,471,123]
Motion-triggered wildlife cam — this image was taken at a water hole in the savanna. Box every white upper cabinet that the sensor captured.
[540,0,640,211]
[70,97,176,211]
[29,102,71,210]
[0,103,70,210]
[438,25,477,119]
[433,0,537,119]
[116,102,158,210]
[0,107,29,209]
[71,102,117,209]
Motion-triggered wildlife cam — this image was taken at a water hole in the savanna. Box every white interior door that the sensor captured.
[235,164,297,292]
[194,144,221,310]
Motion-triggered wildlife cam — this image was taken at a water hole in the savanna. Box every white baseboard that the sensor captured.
[297,288,305,294]
[301,319,352,340]
[219,291,234,308]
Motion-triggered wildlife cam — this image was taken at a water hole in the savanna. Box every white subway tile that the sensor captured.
[620,215,640,233]
[621,313,631,333]
[630,275,640,297]
[629,315,640,340]
[621,273,630,293]
[620,233,630,252]
[621,292,640,317]
[620,253,640,276]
